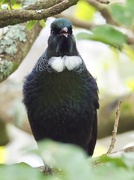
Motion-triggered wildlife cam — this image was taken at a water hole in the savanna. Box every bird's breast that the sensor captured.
[27,69,90,112]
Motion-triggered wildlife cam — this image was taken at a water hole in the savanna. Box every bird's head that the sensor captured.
[47,18,78,58]
[50,18,72,38]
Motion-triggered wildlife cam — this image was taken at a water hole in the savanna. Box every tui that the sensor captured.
[23,18,99,156]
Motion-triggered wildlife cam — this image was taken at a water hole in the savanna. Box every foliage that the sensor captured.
[75,0,134,93]
[109,0,134,27]
[0,140,134,180]
[76,0,133,49]
[77,25,126,49]
[0,163,44,180]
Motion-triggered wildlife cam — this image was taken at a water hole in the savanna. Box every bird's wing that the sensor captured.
[87,110,98,156]
[87,71,99,156]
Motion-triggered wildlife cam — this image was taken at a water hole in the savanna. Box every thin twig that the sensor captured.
[107,100,122,154]
[110,145,134,157]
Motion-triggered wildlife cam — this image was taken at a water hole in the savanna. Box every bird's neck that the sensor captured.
[46,36,79,58]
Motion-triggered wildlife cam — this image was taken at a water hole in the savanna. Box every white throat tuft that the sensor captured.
[48,57,64,72]
[64,56,82,70]
[48,56,82,72]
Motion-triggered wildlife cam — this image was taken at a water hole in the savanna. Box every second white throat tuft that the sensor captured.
[48,56,82,72]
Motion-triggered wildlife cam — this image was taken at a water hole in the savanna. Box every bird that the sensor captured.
[23,18,99,156]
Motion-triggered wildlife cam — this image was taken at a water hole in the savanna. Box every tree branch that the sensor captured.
[0,23,42,82]
[0,0,78,28]
[86,0,119,26]
[107,101,122,154]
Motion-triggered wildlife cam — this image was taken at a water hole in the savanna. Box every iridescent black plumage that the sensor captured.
[23,18,99,156]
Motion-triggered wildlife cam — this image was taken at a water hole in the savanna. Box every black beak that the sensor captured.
[59,27,68,37]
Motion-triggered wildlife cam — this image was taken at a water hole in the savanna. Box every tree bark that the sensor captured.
[0,0,78,28]
[0,22,42,82]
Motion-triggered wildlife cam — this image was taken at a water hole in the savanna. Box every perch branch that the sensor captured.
[107,100,122,154]
[0,0,78,28]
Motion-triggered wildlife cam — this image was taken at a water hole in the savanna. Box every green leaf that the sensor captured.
[93,163,134,180]
[92,154,134,179]
[77,25,127,49]
[0,163,44,180]
[38,139,92,180]
[26,20,37,30]
[75,0,96,21]
[97,154,127,168]
[109,0,134,27]
[39,19,46,28]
